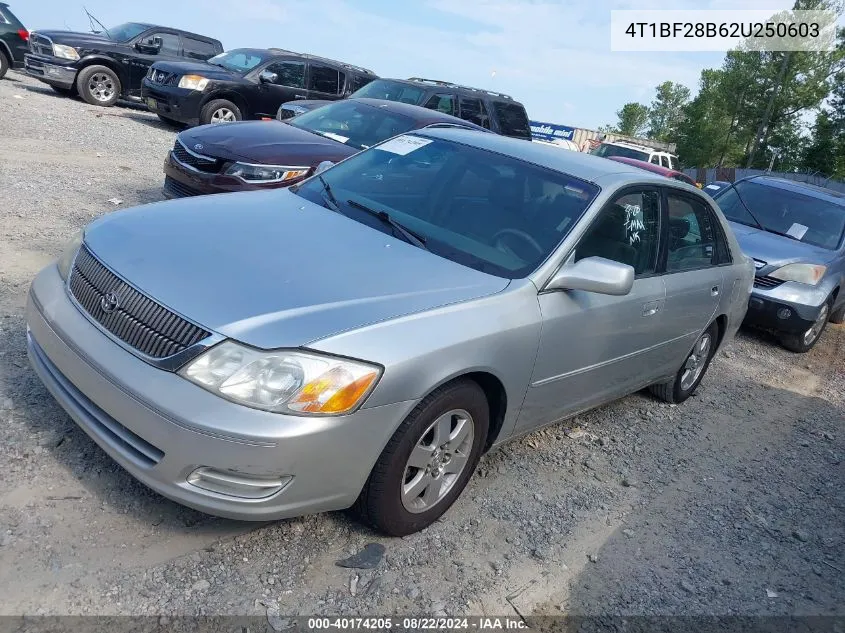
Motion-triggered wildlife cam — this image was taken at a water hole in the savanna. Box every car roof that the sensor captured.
[741,175,845,205]
[603,140,676,157]
[349,98,487,129]
[416,127,667,185]
[366,77,522,104]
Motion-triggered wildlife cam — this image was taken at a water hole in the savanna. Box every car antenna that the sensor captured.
[83,6,111,39]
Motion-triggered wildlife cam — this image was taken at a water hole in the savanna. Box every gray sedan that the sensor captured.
[27,128,754,535]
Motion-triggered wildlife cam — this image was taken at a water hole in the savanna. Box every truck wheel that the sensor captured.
[200,99,242,125]
[0,51,9,80]
[77,65,121,107]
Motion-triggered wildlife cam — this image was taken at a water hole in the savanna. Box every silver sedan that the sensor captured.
[27,128,754,535]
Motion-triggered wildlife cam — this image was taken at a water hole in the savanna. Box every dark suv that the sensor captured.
[278,77,532,140]
[0,3,28,79]
[24,22,222,106]
[142,48,377,127]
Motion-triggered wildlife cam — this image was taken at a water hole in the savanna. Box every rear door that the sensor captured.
[660,187,728,361]
[251,59,307,118]
[306,62,344,101]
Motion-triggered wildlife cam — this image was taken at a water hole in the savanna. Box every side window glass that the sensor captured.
[575,190,660,277]
[661,155,672,168]
[423,94,456,116]
[145,32,181,56]
[265,62,305,88]
[458,97,491,129]
[182,37,217,60]
[649,154,660,164]
[308,64,340,94]
[666,193,720,271]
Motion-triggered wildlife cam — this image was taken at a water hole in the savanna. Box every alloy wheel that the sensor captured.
[680,331,712,391]
[88,73,115,102]
[210,108,237,123]
[803,303,829,346]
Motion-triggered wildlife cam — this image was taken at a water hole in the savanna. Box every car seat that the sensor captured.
[576,204,637,268]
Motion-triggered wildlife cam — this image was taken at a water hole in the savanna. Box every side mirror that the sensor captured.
[545,256,634,296]
[259,70,278,84]
[136,37,162,54]
[314,160,334,175]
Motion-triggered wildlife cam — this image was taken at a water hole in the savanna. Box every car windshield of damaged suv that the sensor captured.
[206,49,270,73]
[287,100,418,150]
[293,134,598,277]
[104,22,150,42]
[716,180,845,250]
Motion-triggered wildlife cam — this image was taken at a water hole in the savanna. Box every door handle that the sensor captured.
[711,286,720,297]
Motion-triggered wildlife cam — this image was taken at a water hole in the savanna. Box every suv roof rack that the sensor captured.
[266,48,376,76]
[406,77,515,101]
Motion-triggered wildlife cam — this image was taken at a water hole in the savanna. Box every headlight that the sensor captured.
[52,44,80,61]
[180,342,382,415]
[224,162,310,184]
[177,74,210,91]
[57,230,83,281]
[769,263,827,285]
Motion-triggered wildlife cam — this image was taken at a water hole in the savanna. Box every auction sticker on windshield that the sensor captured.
[786,222,809,240]
[376,135,433,155]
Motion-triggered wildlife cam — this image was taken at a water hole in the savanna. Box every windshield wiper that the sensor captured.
[731,186,765,230]
[346,199,429,250]
[317,175,341,212]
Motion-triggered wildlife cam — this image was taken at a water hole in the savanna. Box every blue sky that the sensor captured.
[16,0,805,129]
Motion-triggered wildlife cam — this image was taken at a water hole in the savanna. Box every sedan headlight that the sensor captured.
[52,44,80,61]
[180,342,382,415]
[769,263,827,286]
[57,230,83,280]
[224,162,310,184]
[177,74,210,91]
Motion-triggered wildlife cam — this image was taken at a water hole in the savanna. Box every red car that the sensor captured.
[606,156,699,187]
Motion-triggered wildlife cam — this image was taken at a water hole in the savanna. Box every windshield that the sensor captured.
[591,143,649,162]
[289,100,418,150]
[206,49,270,73]
[293,134,599,278]
[107,23,150,42]
[350,79,426,106]
[715,180,845,250]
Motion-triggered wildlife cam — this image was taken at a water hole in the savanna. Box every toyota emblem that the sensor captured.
[194,143,204,151]
[100,292,120,314]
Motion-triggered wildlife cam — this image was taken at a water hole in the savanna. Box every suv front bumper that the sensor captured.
[24,53,77,88]
[141,79,203,125]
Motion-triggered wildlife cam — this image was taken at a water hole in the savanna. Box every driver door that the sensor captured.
[251,60,308,118]
[515,187,670,434]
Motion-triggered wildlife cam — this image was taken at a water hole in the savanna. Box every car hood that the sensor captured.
[150,59,237,81]
[34,30,111,45]
[728,221,836,270]
[178,120,358,165]
[82,189,509,349]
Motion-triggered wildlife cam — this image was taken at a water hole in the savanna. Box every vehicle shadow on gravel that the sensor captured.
[549,378,844,618]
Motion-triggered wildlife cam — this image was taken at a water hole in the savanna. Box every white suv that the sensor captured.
[591,141,680,171]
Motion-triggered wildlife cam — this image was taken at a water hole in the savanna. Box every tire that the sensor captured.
[830,299,845,324]
[200,99,242,125]
[650,321,719,404]
[0,51,9,80]
[355,380,490,536]
[76,65,121,107]
[779,301,831,353]
[50,85,75,96]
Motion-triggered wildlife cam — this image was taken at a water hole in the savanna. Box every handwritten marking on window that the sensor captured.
[624,203,645,245]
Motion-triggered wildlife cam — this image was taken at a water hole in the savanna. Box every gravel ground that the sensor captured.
[1,72,843,621]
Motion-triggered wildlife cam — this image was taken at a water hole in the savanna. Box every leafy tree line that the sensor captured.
[601,1,845,178]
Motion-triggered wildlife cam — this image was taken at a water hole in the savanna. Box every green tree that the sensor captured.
[648,81,690,142]
[802,111,838,175]
[614,102,650,137]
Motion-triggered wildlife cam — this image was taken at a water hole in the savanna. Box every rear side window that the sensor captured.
[347,74,374,93]
[666,193,727,271]
[458,97,491,129]
[660,155,671,168]
[492,101,531,139]
[309,64,341,95]
[0,9,8,24]
[182,37,218,61]
[670,156,680,170]
[423,93,457,116]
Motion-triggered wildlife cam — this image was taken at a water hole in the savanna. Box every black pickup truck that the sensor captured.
[24,22,222,106]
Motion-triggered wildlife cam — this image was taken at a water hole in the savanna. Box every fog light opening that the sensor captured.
[187,467,291,499]
[777,308,792,320]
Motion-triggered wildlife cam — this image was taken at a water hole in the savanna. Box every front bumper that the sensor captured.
[24,54,77,88]
[162,151,294,198]
[743,279,829,334]
[26,263,416,521]
[141,80,203,126]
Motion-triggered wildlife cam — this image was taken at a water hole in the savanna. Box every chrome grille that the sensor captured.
[148,68,177,86]
[753,275,784,290]
[29,33,53,57]
[68,246,210,359]
[172,139,221,173]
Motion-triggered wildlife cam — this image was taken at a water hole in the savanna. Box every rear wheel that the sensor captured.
[77,65,121,107]
[779,302,830,353]
[0,51,9,80]
[200,99,241,125]
[354,380,489,536]
[650,321,718,404]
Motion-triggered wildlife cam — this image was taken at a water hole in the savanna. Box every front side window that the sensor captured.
[265,61,305,88]
[308,64,341,94]
[423,94,457,117]
[666,193,721,272]
[492,101,531,139]
[207,49,271,74]
[288,100,415,150]
[715,180,845,250]
[458,97,490,129]
[350,79,425,105]
[591,143,650,162]
[144,32,181,56]
[574,190,660,277]
[292,134,599,278]
[182,37,218,61]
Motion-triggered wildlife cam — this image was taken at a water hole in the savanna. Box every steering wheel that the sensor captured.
[492,228,544,259]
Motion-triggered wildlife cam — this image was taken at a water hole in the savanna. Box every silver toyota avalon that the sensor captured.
[26,128,754,535]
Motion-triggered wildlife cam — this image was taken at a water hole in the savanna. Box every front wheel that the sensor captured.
[200,99,242,125]
[355,380,489,536]
[0,51,9,80]
[650,321,718,404]
[779,302,830,353]
[77,65,121,107]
